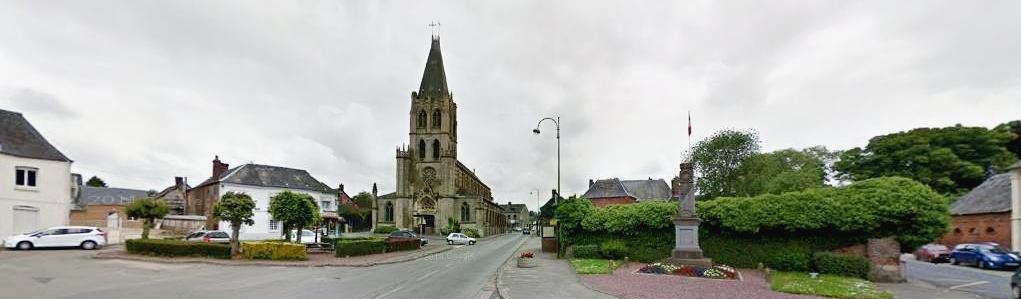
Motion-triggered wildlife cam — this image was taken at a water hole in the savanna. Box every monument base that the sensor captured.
[662,256,714,267]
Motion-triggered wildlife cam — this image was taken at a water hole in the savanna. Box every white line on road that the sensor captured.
[949,280,989,290]
[372,285,404,299]
[416,269,441,282]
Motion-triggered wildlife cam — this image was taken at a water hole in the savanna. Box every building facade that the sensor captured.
[69,185,150,228]
[500,202,529,230]
[373,36,507,236]
[0,109,74,239]
[941,169,1020,249]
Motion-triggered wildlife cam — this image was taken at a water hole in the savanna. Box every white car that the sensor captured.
[184,230,231,243]
[446,233,476,245]
[4,226,107,250]
[288,229,318,244]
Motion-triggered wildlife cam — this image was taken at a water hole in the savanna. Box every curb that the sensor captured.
[93,246,453,268]
[494,236,532,299]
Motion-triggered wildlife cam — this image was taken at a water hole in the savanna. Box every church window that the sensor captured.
[418,139,426,159]
[432,109,441,129]
[417,110,427,128]
[432,139,440,159]
[460,202,470,222]
[384,202,394,222]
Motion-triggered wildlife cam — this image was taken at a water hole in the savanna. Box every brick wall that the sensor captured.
[589,196,636,207]
[940,212,1011,247]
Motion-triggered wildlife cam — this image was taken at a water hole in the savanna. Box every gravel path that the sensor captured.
[581,263,821,299]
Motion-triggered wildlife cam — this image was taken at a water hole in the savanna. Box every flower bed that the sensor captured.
[636,262,739,280]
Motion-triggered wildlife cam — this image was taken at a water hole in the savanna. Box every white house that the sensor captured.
[0,109,74,239]
[187,161,338,240]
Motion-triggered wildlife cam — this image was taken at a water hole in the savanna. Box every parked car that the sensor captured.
[184,230,231,243]
[3,226,106,250]
[446,233,476,245]
[950,243,1021,269]
[914,243,951,263]
[386,230,428,246]
[513,227,522,232]
[288,229,318,244]
[522,228,531,235]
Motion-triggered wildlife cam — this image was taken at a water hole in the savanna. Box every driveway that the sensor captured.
[0,234,526,299]
[904,259,1014,299]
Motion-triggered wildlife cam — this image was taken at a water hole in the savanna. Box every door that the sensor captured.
[33,229,66,247]
[12,206,39,234]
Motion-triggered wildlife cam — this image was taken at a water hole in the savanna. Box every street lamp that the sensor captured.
[533,117,560,204]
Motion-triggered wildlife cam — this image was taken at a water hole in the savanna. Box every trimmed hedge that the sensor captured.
[600,240,628,260]
[373,225,399,234]
[462,227,480,238]
[573,245,600,258]
[336,238,386,257]
[570,230,674,263]
[241,242,308,261]
[125,239,231,259]
[813,252,870,279]
[386,239,421,252]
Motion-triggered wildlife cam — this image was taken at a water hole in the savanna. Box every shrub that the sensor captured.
[336,238,386,257]
[373,225,399,234]
[570,230,674,263]
[386,239,420,252]
[813,252,870,279]
[462,227,480,238]
[573,244,601,258]
[581,201,675,235]
[125,239,231,259]
[701,232,861,270]
[600,240,628,260]
[241,242,308,261]
[555,196,595,233]
[763,251,811,272]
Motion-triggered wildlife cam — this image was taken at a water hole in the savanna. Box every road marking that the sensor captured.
[415,269,441,282]
[949,280,989,290]
[372,285,404,299]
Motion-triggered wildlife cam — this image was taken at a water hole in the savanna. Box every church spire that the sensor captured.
[418,36,449,98]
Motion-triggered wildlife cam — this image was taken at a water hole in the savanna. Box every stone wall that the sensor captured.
[941,212,1011,247]
[867,238,904,283]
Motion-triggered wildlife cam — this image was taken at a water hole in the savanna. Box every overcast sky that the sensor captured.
[2,1,1019,211]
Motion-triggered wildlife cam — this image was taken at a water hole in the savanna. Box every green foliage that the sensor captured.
[339,191,375,230]
[125,239,231,259]
[998,120,1021,159]
[765,251,812,272]
[701,233,861,270]
[269,190,321,243]
[570,259,623,274]
[572,245,601,258]
[835,125,1017,195]
[386,239,420,252]
[241,242,308,261]
[690,129,762,200]
[462,227,480,238]
[85,176,107,187]
[569,230,674,263]
[581,201,674,235]
[336,238,386,257]
[698,177,949,250]
[441,217,462,235]
[813,252,870,279]
[373,225,399,234]
[732,148,828,196]
[770,271,893,299]
[125,198,170,239]
[599,240,628,260]
[212,191,256,255]
[352,191,374,209]
[555,196,595,233]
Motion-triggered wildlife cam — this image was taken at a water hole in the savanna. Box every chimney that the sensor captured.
[175,176,187,191]
[588,179,594,188]
[339,183,345,192]
[212,155,228,179]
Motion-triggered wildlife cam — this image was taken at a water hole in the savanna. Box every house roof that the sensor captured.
[500,203,527,214]
[418,36,449,98]
[583,178,672,201]
[79,186,150,206]
[217,163,333,193]
[0,109,71,162]
[950,173,1013,215]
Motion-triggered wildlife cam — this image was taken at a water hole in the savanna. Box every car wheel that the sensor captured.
[470,241,476,245]
[950,257,958,265]
[17,241,32,250]
[81,240,97,250]
[447,240,453,245]
[979,260,987,269]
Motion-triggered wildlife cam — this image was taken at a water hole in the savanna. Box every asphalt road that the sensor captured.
[904,259,1014,299]
[0,234,526,299]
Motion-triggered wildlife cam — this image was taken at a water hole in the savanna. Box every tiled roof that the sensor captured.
[79,186,150,206]
[0,109,70,162]
[418,36,449,98]
[583,178,672,201]
[950,173,1013,215]
[219,164,333,193]
[500,203,527,213]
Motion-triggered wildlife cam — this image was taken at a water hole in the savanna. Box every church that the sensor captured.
[372,35,508,236]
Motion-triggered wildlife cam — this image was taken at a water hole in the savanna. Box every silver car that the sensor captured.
[184,230,230,243]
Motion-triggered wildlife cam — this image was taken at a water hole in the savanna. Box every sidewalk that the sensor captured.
[496,237,615,299]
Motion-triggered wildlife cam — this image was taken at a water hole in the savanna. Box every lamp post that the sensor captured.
[533,117,560,203]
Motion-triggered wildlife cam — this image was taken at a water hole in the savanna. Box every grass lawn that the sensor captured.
[770,271,892,299]
[570,258,622,274]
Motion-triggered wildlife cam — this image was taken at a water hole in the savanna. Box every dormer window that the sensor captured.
[15,167,38,187]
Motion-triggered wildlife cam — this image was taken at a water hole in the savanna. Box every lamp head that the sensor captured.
[532,129,541,135]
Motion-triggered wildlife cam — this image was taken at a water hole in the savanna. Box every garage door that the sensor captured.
[13,206,40,234]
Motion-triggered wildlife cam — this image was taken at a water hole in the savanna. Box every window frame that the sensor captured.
[15,166,39,188]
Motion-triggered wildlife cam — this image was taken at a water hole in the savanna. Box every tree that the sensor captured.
[268,190,321,243]
[731,148,827,197]
[211,192,255,255]
[338,191,374,230]
[124,198,169,239]
[85,176,107,187]
[690,129,761,200]
[835,125,1017,195]
[998,120,1021,160]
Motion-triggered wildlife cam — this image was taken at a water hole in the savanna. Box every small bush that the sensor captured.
[373,225,399,234]
[600,240,628,260]
[125,239,231,259]
[813,252,870,279]
[386,239,420,252]
[336,238,386,257]
[462,227,480,238]
[764,251,812,272]
[241,242,308,261]
[573,245,600,258]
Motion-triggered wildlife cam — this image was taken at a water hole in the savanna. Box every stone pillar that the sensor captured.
[671,162,711,266]
[1010,162,1021,252]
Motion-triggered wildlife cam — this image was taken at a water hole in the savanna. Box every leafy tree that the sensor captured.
[124,198,169,239]
[352,191,374,208]
[731,148,827,196]
[338,191,374,230]
[211,192,255,255]
[690,129,761,200]
[85,176,107,187]
[269,190,321,243]
[998,120,1021,159]
[835,125,1017,195]
[554,196,595,233]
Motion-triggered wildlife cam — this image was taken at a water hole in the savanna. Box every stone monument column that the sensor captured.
[671,162,711,265]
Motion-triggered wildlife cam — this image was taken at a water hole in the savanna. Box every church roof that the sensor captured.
[0,109,71,162]
[418,36,449,98]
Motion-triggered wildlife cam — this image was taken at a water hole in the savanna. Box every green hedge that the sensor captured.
[573,245,600,258]
[241,242,308,261]
[336,238,386,257]
[569,230,674,262]
[373,225,399,234]
[462,227,480,238]
[386,239,420,252]
[125,239,231,259]
[813,252,870,279]
[600,240,628,260]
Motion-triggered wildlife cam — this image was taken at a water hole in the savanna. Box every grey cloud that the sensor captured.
[9,88,76,118]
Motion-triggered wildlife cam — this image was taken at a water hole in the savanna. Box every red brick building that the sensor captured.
[582,178,671,207]
[941,173,1013,247]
